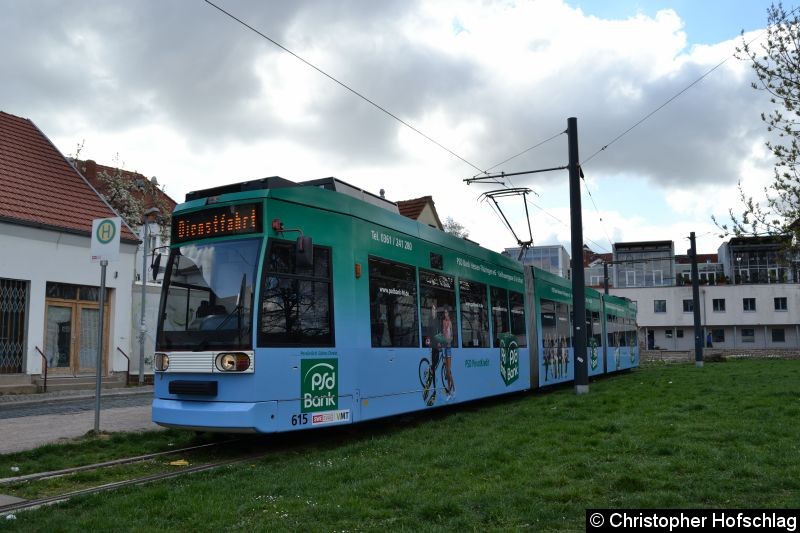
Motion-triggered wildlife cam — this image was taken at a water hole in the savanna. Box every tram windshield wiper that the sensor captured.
[202,274,248,347]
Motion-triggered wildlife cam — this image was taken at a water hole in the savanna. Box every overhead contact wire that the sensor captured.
[581,4,800,167]
[204,0,487,175]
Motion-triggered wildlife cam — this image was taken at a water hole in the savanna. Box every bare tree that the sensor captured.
[715,3,800,250]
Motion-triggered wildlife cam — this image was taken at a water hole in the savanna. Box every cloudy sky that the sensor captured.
[1,0,782,254]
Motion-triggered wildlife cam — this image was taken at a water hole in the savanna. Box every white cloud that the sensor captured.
[0,0,777,254]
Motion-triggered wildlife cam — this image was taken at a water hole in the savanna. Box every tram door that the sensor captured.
[44,283,109,375]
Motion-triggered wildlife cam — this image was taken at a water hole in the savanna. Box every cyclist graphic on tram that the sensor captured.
[420,303,455,406]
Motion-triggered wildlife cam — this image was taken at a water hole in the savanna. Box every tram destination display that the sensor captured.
[172,203,261,243]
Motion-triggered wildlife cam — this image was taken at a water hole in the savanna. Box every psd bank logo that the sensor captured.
[499,333,520,386]
[301,359,338,413]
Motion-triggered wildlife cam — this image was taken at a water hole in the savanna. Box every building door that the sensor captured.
[768,268,779,283]
[45,303,74,371]
[44,283,109,375]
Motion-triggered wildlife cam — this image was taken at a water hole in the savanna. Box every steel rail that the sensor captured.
[0,439,239,486]
[0,454,259,516]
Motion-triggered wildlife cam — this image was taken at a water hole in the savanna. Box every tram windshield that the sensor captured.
[157,238,261,351]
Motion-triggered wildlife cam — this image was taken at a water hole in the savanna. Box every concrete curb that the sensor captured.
[0,386,154,408]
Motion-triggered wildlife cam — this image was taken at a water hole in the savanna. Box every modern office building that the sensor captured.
[506,240,800,351]
[504,244,571,279]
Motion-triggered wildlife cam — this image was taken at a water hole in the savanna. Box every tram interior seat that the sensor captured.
[197,300,226,318]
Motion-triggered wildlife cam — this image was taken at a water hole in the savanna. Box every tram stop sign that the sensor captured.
[91,217,122,262]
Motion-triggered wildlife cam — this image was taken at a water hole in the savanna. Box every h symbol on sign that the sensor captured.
[99,224,113,240]
[97,220,116,244]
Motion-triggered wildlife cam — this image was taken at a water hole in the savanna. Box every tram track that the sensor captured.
[0,453,260,516]
[0,439,238,486]
[0,438,254,516]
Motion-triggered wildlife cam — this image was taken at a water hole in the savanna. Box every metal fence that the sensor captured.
[0,278,27,373]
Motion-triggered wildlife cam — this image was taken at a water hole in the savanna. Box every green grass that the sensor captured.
[3,359,800,532]
[0,429,214,477]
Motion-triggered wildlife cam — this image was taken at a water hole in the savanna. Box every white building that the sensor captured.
[615,284,800,351]
[76,159,177,380]
[502,240,800,352]
[602,238,800,350]
[0,111,139,390]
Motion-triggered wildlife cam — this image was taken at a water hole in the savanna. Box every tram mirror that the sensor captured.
[151,254,162,281]
[296,236,314,267]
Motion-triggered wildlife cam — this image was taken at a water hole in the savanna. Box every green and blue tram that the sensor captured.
[152,177,638,433]
[603,294,639,372]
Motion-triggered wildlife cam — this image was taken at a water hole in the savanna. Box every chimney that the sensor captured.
[84,159,97,179]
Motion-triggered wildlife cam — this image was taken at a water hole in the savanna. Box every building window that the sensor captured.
[590,275,602,286]
[665,329,673,339]
[682,299,694,313]
[743,298,756,312]
[775,297,788,311]
[700,272,716,284]
[741,328,755,343]
[676,329,684,338]
[46,282,108,302]
[737,269,750,284]
[712,298,725,312]
[652,270,663,285]
[654,300,666,313]
[625,271,636,286]
[712,329,725,343]
[772,328,786,342]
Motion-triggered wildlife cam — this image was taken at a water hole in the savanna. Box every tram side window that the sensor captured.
[625,318,638,347]
[260,240,333,346]
[556,302,572,348]
[490,286,509,348]
[607,314,619,347]
[621,318,629,347]
[369,257,419,347]
[590,311,602,346]
[509,290,527,347]
[541,299,557,353]
[420,270,457,349]
[542,298,571,349]
[460,279,489,348]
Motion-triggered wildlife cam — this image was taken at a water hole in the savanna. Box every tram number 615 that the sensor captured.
[291,414,309,426]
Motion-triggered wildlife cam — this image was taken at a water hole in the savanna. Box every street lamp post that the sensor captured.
[139,207,160,385]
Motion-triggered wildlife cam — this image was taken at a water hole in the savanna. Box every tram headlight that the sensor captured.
[154,353,170,372]
[215,352,251,372]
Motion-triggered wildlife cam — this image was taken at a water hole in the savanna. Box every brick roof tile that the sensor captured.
[0,111,138,242]
[396,196,432,220]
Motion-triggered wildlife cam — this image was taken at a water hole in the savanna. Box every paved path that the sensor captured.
[0,394,151,419]
[0,388,162,455]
